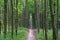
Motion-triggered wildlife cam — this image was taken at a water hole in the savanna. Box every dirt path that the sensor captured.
[26,15,37,40]
[26,29,37,40]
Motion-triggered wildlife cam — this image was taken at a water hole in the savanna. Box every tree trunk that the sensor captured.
[0,9,2,34]
[49,0,58,40]
[42,0,45,35]
[0,21,1,34]
[10,0,14,38]
[4,0,8,38]
[15,0,18,36]
[23,0,28,27]
[57,0,59,36]
[34,0,40,32]
[44,0,48,40]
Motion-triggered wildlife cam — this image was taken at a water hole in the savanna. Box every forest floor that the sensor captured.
[0,27,60,40]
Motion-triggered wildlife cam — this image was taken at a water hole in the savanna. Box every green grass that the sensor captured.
[0,27,28,40]
[37,29,60,40]
[0,28,60,40]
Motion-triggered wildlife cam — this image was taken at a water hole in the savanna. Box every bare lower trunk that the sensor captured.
[4,0,8,38]
[44,0,48,40]
[49,0,58,40]
[34,0,40,32]
[10,0,14,38]
[0,21,1,34]
[15,0,18,36]
[0,9,2,34]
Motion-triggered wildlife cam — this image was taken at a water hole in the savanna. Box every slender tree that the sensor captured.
[7,0,11,32]
[7,3,9,33]
[4,0,8,38]
[57,0,59,34]
[42,0,45,34]
[0,8,2,34]
[23,0,28,27]
[49,0,58,40]
[0,21,1,34]
[15,0,18,36]
[34,0,40,32]
[10,0,14,38]
[44,0,48,40]
[55,0,59,39]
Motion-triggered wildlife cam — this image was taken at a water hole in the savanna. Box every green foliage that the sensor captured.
[0,28,60,40]
[0,27,27,40]
[37,29,60,40]
[0,0,4,8]
[28,0,34,14]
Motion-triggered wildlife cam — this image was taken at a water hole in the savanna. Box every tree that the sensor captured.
[15,0,18,36]
[4,0,8,38]
[10,0,14,38]
[57,0,59,35]
[23,0,28,27]
[44,0,48,40]
[0,8,2,34]
[0,21,1,34]
[49,0,58,40]
[34,0,40,32]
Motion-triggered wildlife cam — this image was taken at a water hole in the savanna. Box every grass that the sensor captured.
[0,28,60,40]
[0,27,28,40]
[37,29,60,40]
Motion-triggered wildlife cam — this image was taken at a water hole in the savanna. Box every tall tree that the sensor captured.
[6,3,9,33]
[34,0,40,32]
[0,8,2,34]
[57,0,59,34]
[15,0,18,36]
[0,21,1,34]
[7,0,11,32]
[42,0,45,34]
[10,0,14,38]
[44,0,48,40]
[23,0,28,27]
[4,0,8,38]
[49,0,58,40]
